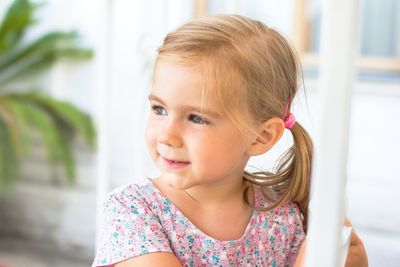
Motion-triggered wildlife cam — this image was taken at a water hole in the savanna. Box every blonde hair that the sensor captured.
[157,14,313,233]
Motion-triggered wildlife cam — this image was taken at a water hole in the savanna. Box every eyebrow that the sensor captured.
[148,94,221,118]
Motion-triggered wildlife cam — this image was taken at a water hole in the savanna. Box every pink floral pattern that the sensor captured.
[93,178,305,266]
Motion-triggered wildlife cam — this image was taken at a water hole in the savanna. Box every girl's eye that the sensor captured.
[151,105,167,116]
[189,114,208,125]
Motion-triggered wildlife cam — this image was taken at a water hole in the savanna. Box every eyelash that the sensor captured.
[151,105,209,125]
[188,114,209,125]
[152,105,167,116]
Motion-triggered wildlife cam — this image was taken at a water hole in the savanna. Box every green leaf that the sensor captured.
[0,96,26,156]
[1,95,34,156]
[0,45,93,86]
[0,47,52,85]
[14,99,76,184]
[53,47,93,59]
[0,114,20,191]
[0,31,79,71]
[0,0,37,54]
[8,92,96,150]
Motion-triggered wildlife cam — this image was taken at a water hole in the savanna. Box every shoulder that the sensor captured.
[106,179,152,200]
[98,180,170,231]
[272,201,306,251]
[93,180,174,266]
[102,180,158,212]
[254,187,304,236]
[278,201,302,220]
[277,201,304,233]
[264,199,304,233]
[254,187,303,225]
[277,202,306,265]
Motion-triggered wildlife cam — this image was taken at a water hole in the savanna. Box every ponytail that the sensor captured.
[243,121,313,234]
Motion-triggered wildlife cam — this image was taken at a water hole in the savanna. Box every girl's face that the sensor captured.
[145,60,255,191]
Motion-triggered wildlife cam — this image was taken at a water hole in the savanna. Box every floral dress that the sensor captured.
[93,178,305,267]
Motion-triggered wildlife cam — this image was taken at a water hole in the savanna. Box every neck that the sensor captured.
[181,177,249,209]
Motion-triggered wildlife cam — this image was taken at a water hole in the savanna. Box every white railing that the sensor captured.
[306,0,360,266]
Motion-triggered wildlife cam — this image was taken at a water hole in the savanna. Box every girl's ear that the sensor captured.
[246,117,285,156]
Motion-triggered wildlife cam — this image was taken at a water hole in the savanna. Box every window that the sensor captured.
[298,0,400,77]
[195,0,400,78]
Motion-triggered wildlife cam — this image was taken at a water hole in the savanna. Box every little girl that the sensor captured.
[93,14,367,267]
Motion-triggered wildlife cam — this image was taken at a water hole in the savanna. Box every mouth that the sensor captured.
[161,156,190,169]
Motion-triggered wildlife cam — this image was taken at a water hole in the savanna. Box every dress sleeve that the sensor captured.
[92,186,173,266]
[285,203,306,267]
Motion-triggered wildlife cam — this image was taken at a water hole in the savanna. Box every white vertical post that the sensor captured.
[93,0,113,251]
[305,0,359,266]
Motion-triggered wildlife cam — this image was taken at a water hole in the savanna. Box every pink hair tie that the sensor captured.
[284,113,296,129]
[282,96,296,130]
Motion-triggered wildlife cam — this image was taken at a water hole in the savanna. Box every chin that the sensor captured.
[162,174,193,191]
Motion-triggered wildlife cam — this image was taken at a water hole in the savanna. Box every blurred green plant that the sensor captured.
[0,0,96,191]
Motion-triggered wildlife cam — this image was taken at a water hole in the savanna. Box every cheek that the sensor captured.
[145,119,157,149]
[202,132,248,160]
[191,135,225,159]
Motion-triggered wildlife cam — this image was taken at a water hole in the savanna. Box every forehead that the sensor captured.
[153,60,201,89]
[151,60,219,111]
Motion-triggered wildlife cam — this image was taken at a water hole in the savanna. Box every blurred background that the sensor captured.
[0,0,398,266]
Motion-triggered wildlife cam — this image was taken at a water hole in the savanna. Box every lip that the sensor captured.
[161,156,190,169]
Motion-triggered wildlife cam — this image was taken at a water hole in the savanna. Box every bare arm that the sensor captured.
[343,218,368,267]
[114,252,182,267]
[293,239,306,267]
[293,218,368,267]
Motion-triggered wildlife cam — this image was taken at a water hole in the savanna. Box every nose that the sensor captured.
[157,117,183,148]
